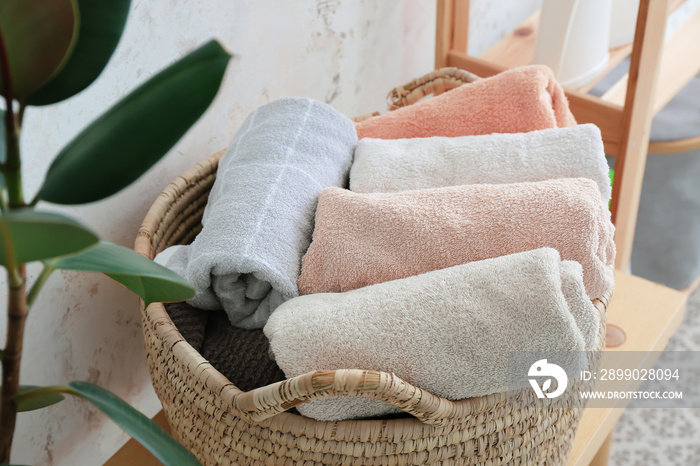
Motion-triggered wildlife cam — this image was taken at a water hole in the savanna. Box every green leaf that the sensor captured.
[28,0,132,105]
[0,210,98,266]
[15,386,65,412]
[54,240,194,305]
[67,381,200,465]
[0,0,79,98]
[13,383,199,465]
[38,40,231,204]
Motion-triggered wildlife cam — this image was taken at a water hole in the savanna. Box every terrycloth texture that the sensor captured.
[298,178,615,299]
[267,248,600,421]
[155,98,357,328]
[200,311,287,392]
[166,301,209,352]
[165,302,287,392]
[350,124,611,203]
[355,65,576,140]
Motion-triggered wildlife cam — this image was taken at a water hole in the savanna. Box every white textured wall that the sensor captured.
[2,0,536,464]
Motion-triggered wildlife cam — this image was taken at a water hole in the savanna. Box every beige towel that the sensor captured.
[266,248,599,421]
[298,178,615,300]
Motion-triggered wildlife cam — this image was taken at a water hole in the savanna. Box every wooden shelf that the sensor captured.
[442,0,700,269]
[480,11,633,94]
[479,1,700,117]
[603,5,700,113]
[566,270,687,466]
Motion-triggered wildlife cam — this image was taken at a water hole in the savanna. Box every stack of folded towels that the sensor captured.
[156,65,615,421]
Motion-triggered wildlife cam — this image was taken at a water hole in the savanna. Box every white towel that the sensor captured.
[155,98,357,328]
[350,124,611,202]
[265,248,600,421]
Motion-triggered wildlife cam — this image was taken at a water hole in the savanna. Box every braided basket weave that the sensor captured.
[135,68,610,465]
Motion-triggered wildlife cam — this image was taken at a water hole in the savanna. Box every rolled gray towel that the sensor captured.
[265,248,600,421]
[156,98,357,328]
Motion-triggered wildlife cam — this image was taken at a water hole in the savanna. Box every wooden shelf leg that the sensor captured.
[589,431,614,466]
[435,0,455,69]
[610,0,668,270]
[435,0,469,68]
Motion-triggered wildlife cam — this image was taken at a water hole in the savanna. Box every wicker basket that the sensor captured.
[135,68,610,465]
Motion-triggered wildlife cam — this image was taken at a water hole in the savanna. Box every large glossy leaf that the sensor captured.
[28,0,132,105]
[54,240,194,305]
[15,386,65,412]
[0,0,78,98]
[69,382,200,465]
[38,40,231,204]
[0,210,98,266]
[14,383,200,465]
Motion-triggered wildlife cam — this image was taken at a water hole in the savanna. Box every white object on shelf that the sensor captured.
[534,0,612,88]
[610,0,640,48]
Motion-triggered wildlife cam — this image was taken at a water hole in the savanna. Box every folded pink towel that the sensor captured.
[355,65,576,140]
[298,178,615,299]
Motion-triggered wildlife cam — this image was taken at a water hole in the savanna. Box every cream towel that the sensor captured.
[350,124,611,203]
[298,178,615,300]
[266,248,599,421]
[155,98,357,328]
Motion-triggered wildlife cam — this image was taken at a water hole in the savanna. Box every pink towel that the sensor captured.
[298,178,615,299]
[355,65,576,140]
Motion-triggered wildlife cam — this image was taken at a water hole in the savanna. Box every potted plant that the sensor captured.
[0,0,231,463]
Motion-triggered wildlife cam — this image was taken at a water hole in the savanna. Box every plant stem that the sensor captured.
[0,31,23,209]
[3,110,22,209]
[16,101,24,130]
[27,262,55,308]
[0,28,26,462]
[0,265,27,462]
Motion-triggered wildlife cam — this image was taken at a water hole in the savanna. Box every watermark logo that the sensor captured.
[528,359,568,399]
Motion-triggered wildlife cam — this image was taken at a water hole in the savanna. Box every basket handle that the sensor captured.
[386,67,482,110]
[232,291,610,427]
[232,369,467,427]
